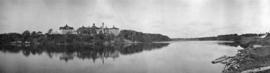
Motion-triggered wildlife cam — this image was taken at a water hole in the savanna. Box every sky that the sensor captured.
[1,0,270,38]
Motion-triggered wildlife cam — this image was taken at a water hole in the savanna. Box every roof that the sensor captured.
[112,26,119,29]
[91,23,99,29]
[60,24,74,30]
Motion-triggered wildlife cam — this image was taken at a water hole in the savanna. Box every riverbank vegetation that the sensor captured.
[0,29,171,46]
[172,33,270,47]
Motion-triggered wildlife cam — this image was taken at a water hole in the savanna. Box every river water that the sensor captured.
[0,41,242,73]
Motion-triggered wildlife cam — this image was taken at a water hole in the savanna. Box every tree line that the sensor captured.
[0,29,171,45]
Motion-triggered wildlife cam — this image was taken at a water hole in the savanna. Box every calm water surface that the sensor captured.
[0,41,242,73]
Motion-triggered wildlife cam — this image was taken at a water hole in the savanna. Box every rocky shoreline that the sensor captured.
[212,33,270,73]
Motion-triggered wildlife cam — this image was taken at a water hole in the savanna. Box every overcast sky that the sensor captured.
[1,0,270,38]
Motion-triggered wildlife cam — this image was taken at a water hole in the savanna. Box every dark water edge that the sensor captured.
[1,40,270,73]
[0,43,169,62]
[0,41,232,73]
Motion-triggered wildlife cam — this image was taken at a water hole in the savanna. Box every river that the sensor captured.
[0,41,242,73]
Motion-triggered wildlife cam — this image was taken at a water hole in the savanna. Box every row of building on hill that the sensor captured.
[54,23,120,36]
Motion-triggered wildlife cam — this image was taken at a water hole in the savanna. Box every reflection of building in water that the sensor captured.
[59,24,77,34]
[57,50,120,63]
[81,50,120,63]
[0,42,170,63]
[77,23,120,36]
[96,50,120,63]
[59,53,76,62]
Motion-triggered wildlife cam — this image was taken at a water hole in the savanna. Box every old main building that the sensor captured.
[58,23,120,36]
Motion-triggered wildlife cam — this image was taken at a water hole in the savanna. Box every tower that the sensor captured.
[101,22,105,28]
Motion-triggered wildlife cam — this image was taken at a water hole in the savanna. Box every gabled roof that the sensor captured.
[60,24,74,30]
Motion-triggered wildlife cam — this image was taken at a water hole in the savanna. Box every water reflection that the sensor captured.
[0,43,169,62]
[213,43,270,73]
[0,41,244,73]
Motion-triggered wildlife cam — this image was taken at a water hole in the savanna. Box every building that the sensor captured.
[77,23,120,36]
[77,24,99,35]
[104,26,120,36]
[59,24,77,34]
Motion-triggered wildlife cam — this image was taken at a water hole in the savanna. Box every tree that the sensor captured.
[31,31,37,36]
[22,30,31,41]
[46,28,53,35]
[37,31,43,35]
